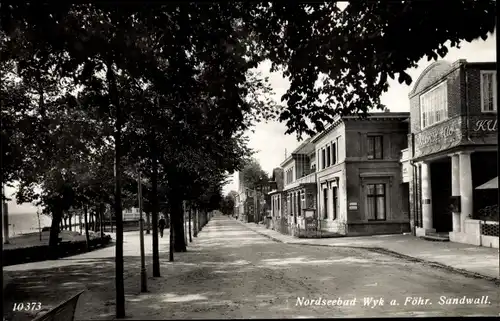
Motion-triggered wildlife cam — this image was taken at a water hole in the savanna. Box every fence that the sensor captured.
[480,221,499,237]
[296,217,319,238]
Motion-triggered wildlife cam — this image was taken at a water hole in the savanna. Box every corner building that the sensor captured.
[312,113,410,236]
[403,59,498,245]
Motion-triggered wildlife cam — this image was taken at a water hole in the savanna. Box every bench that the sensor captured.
[32,290,85,321]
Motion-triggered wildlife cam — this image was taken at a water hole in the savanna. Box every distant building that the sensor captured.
[122,208,140,221]
[278,138,317,236]
[270,112,410,237]
[269,168,285,230]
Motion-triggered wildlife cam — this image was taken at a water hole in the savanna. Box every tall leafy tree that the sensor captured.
[245,1,496,138]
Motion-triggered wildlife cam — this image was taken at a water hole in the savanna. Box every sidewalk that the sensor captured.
[236,219,500,281]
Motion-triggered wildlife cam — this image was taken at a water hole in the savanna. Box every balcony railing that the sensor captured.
[284,172,317,190]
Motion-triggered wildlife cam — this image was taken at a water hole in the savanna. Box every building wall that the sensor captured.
[409,61,497,147]
[314,123,347,234]
[409,61,464,133]
[466,62,497,116]
[315,123,346,167]
[344,119,408,161]
[343,117,410,236]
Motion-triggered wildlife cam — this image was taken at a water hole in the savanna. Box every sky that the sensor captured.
[4,28,497,214]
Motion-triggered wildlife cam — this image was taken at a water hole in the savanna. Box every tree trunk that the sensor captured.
[169,209,174,262]
[107,59,125,318]
[193,208,198,237]
[49,207,63,258]
[171,198,186,252]
[150,132,160,277]
[188,206,192,242]
[183,203,188,246]
[93,210,97,232]
[100,203,105,239]
[68,215,72,231]
[145,211,151,234]
[84,206,90,251]
[79,213,82,234]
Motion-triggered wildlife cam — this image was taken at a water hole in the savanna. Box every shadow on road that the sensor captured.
[3,216,499,320]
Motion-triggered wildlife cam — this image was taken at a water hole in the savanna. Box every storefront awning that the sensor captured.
[476,176,498,190]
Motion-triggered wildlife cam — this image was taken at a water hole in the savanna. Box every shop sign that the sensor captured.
[473,119,497,132]
[415,124,456,147]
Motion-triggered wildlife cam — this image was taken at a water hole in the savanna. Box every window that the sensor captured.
[367,136,383,159]
[286,169,294,184]
[287,194,291,215]
[326,145,331,167]
[332,142,337,165]
[481,71,497,112]
[323,188,328,219]
[297,191,301,216]
[336,137,340,162]
[366,184,386,221]
[321,149,326,169]
[420,81,448,128]
[331,186,338,220]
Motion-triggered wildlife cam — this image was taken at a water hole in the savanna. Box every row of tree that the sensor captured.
[1,2,494,319]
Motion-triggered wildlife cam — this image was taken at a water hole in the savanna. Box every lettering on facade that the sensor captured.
[473,119,497,132]
[416,125,455,147]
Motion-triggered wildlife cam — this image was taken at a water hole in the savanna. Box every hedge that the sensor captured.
[3,235,112,266]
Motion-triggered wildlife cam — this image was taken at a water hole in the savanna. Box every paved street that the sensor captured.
[4,215,499,320]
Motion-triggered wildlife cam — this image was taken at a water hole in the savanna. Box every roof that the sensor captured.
[311,112,410,143]
[291,137,314,155]
[280,137,314,167]
[407,59,473,97]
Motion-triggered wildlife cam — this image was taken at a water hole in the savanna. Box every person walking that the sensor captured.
[159,214,166,238]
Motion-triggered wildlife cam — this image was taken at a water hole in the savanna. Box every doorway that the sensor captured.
[430,158,452,233]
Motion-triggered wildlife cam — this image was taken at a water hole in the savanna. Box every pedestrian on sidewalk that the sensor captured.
[159,214,166,238]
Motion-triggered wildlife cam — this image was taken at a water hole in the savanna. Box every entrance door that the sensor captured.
[431,160,453,233]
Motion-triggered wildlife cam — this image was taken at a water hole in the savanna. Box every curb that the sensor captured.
[236,219,500,283]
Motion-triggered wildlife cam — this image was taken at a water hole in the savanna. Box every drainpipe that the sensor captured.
[463,63,473,143]
[410,133,418,236]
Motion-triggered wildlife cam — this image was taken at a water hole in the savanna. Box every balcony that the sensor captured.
[400,148,410,163]
[284,172,317,191]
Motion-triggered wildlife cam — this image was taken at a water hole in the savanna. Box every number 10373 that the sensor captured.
[12,302,42,312]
